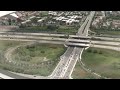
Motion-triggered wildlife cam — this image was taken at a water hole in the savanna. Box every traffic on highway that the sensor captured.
[0,11,120,79]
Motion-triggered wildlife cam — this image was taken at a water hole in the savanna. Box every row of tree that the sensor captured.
[87,49,103,54]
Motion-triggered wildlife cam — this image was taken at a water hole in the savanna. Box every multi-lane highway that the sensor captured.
[62,47,83,79]
[61,11,95,79]
[0,34,90,43]
[77,11,95,36]
[0,33,120,47]
[49,47,74,78]
[49,11,95,79]
[1,11,120,79]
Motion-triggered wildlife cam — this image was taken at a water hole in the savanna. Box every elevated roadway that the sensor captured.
[62,11,95,78]
[50,11,95,79]
[0,31,90,39]
[0,35,119,47]
[0,34,90,42]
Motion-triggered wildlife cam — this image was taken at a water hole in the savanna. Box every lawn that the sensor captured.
[82,47,120,79]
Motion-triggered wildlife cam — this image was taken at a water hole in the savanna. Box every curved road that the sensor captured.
[3,41,49,79]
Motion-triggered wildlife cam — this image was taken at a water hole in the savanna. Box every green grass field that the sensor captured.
[13,43,66,64]
[0,40,24,60]
[0,40,23,50]
[11,43,66,76]
[91,29,120,36]
[0,40,66,76]
[82,47,120,79]
[0,40,26,72]
[72,61,99,79]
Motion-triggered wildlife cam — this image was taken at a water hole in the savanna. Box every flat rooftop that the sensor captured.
[0,11,16,18]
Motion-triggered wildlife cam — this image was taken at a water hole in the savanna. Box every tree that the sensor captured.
[99,51,102,54]
[8,19,11,25]
[0,52,2,60]
[108,22,112,29]
[21,55,31,61]
[41,51,45,53]
[17,18,22,22]
[19,24,25,28]
[6,42,13,46]
[11,19,16,24]
[87,49,92,53]
[30,52,35,57]
[18,47,26,56]
[47,25,58,30]
[31,18,38,23]
[102,17,106,22]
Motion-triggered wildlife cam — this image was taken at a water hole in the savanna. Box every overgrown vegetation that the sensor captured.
[0,40,66,76]
[10,24,79,35]
[11,43,66,76]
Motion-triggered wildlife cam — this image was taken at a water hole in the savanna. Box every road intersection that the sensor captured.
[1,11,119,79]
[49,11,95,79]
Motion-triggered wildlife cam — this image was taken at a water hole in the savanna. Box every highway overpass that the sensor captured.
[0,31,119,47]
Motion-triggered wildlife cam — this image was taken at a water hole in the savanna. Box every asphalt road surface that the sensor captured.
[61,11,95,78]
[0,69,30,79]
[50,11,95,79]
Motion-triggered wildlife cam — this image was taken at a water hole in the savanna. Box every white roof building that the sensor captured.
[29,16,35,19]
[37,18,45,22]
[48,11,57,15]
[21,20,31,24]
[10,13,19,18]
[0,11,16,18]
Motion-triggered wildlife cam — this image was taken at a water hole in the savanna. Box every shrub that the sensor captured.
[21,56,31,61]
[25,56,31,61]
[28,45,35,49]
[14,68,24,73]
[87,49,92,53]
[99,51,102,54]
[30,53,35,57]
[93,50,98,53]
[41,51,45,53]
[6,42,13,46]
